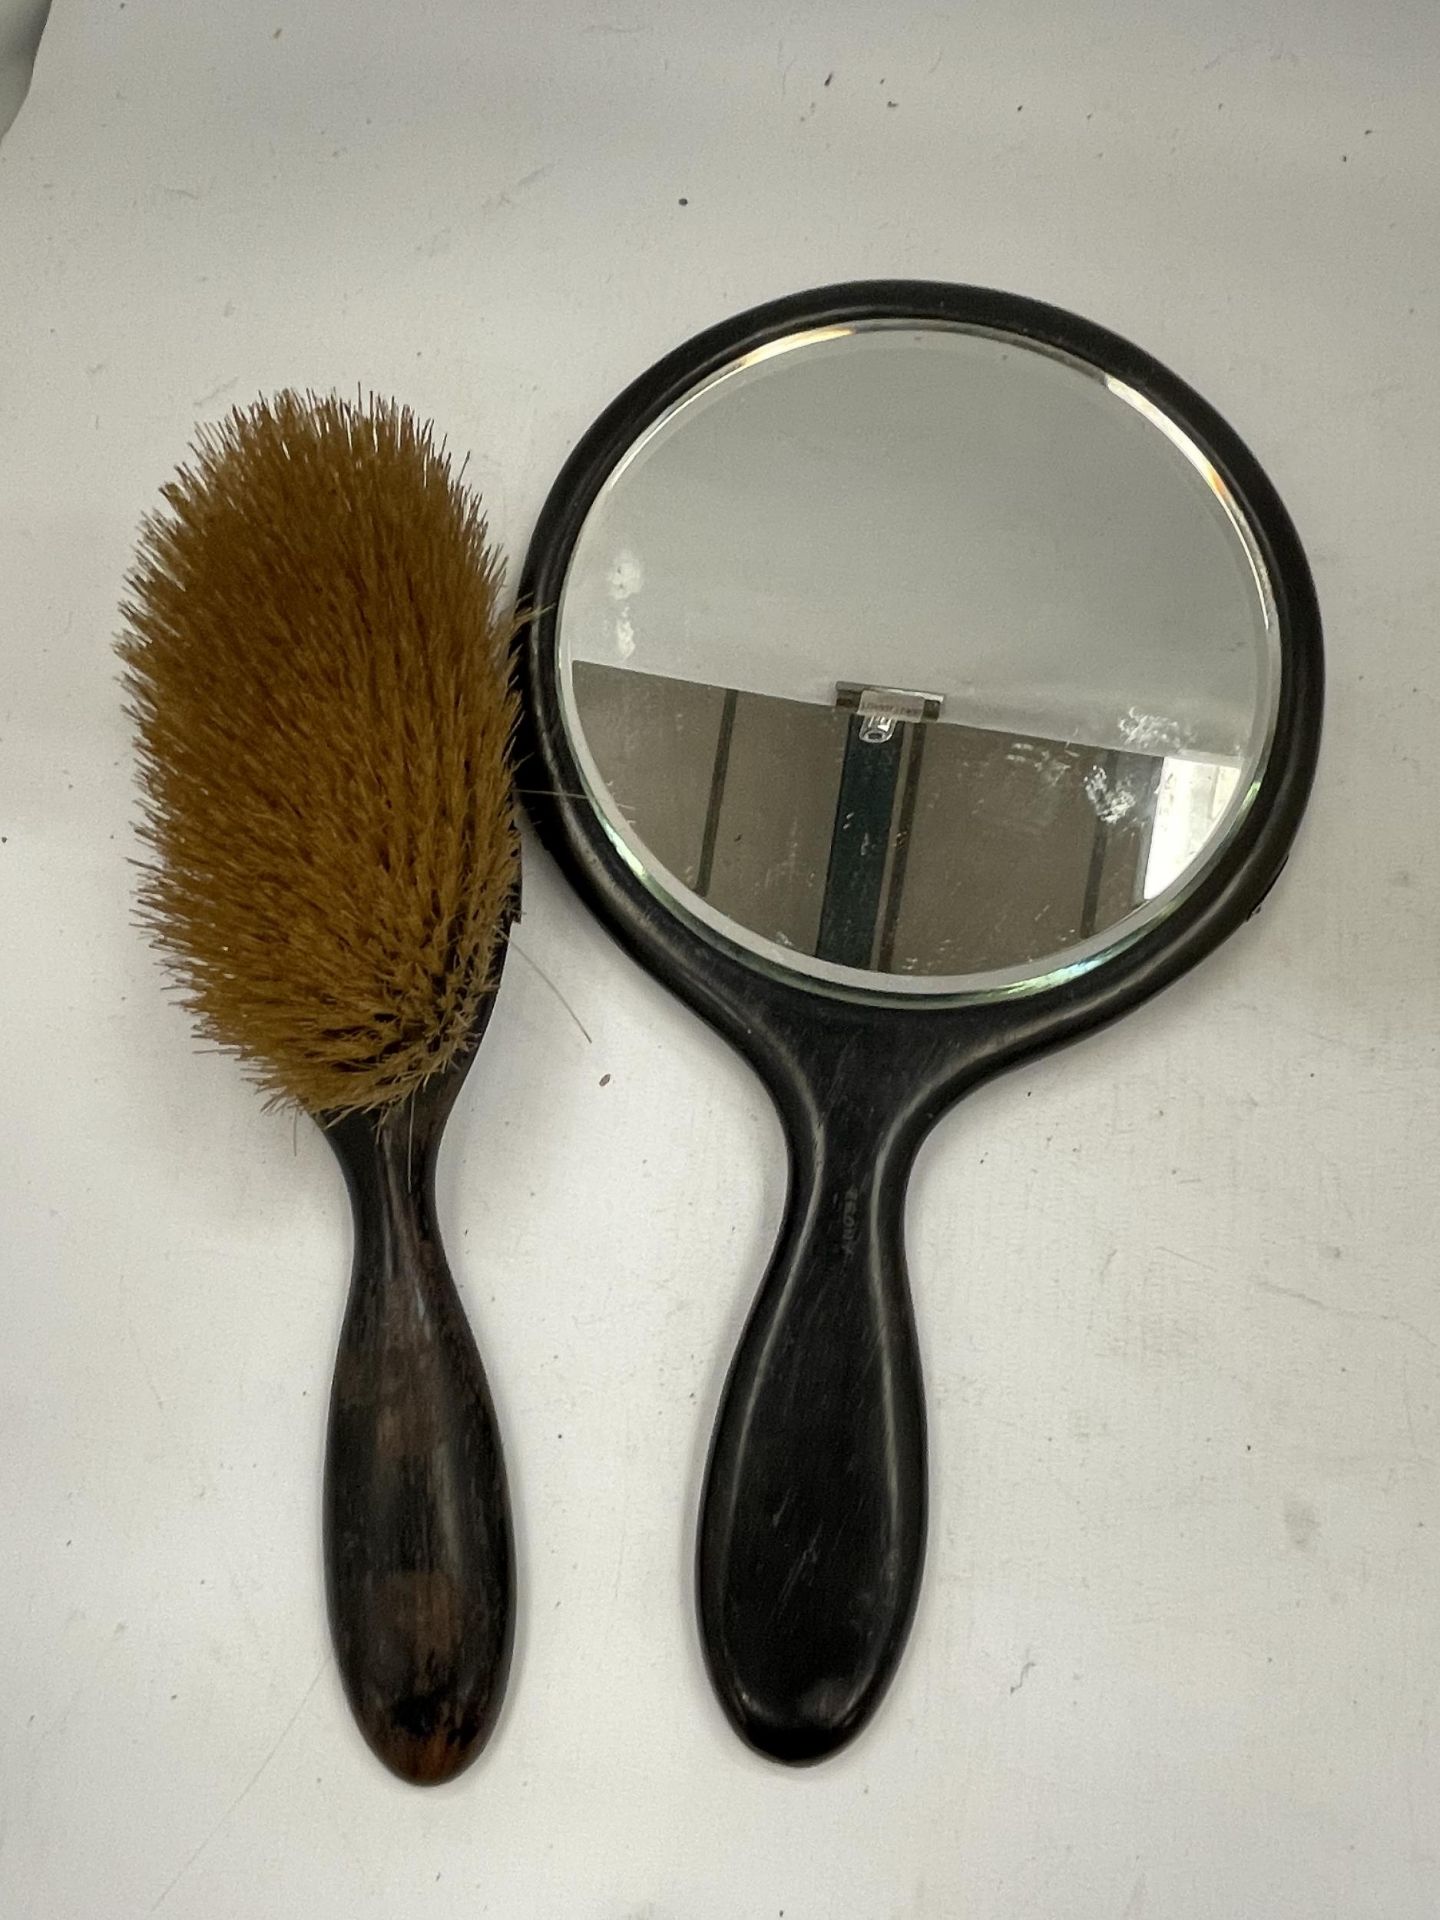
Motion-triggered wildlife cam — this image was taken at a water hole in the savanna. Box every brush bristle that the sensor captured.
[119,391,519,1117]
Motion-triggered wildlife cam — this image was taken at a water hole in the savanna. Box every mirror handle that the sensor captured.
[698,1084,926,1762]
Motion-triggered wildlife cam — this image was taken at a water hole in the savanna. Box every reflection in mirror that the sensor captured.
[576,663,1242,977]
[560,322,1277,994]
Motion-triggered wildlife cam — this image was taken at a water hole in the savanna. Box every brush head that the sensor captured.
[120,391,519,1118]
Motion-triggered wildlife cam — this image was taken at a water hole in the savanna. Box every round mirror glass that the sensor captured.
[557,321,1280,997]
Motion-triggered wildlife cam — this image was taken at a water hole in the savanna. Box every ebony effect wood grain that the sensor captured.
[322,1029,513,1785]
[518,282,1323,1762]
[697,1029,927,1762]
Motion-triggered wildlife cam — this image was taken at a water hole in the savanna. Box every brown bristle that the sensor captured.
[119,391,519,1117]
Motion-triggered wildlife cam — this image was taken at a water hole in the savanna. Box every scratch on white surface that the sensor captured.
[35,1621,128,1750]
[1284,1496,1320,1550]
[192,375,240,409]
[510,938,593,1044]
[218,1548,267,1658]
[1009,1653,1036,1695]
[1402,1363,1424,1459]
[1253,1278,1439,1355]
[122,1310,166,1413]
[1084,1247,1119,1340]
[481,162,554,216]
[1122,1873,1147,1917]
[506,162,554,196]
[148,1659,328,1913]
[1155,1244,1213,1272]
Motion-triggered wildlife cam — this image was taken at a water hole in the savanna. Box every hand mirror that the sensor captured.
[518,282,1322,1763]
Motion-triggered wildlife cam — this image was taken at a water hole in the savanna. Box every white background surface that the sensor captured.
[1,3,1437,1915]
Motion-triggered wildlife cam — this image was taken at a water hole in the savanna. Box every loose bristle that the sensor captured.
[119,391,519,1117]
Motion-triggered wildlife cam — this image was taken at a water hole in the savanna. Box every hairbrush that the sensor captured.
[120,392,518,1784]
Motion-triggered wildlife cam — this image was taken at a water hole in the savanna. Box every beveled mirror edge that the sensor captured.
[516,280,1323,1105]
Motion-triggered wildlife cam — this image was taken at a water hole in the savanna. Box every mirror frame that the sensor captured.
[517,279,1322,1079]
[518,280,1323,1760]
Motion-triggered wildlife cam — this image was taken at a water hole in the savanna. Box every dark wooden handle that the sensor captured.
[697,1092,926,1763]
[322,1061,513,1784]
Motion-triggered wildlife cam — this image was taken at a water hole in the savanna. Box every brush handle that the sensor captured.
[697,1078,926,1763]
[323,1060,513,1785]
